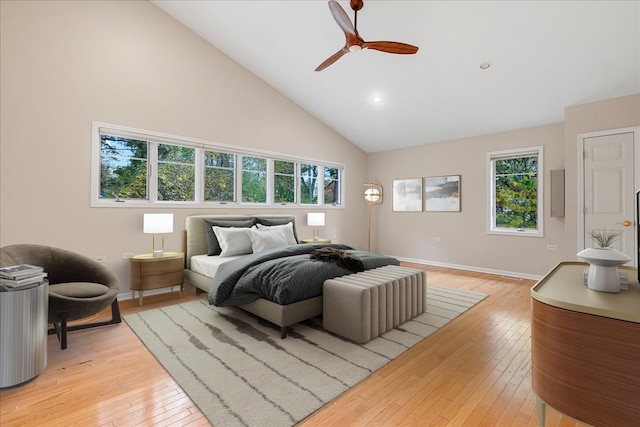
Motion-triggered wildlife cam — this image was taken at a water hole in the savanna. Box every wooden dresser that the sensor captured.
[530,262,640,427]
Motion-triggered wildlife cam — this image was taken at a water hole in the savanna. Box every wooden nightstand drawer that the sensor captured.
[135,270,183,288]
[135,258,183,276]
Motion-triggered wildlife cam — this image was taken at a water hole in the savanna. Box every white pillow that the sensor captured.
[255,222,297,245]
[212,226,253,257]
[247,227,290,253]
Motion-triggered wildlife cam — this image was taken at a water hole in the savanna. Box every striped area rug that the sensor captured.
[124,284,488,427]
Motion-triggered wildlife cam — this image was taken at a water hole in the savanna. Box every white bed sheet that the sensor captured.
[190,254,243,279]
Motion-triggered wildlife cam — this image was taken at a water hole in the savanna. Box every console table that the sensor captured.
[530,262,639,427]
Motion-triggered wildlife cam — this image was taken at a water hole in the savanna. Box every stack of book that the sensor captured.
[0,264,47,291]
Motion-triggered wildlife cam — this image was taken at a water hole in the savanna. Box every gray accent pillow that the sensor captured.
[203,219,255,256]
[253,217,299,243]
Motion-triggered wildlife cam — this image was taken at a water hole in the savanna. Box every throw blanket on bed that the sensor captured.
[310,247,365,272]
[208,243,399,306]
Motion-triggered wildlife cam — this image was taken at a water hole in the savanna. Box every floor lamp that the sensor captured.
[364,183,383,252]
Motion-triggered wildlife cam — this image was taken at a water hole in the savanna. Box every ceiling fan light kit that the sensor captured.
[315,0,419,71]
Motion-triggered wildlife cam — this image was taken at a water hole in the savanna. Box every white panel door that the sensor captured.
[582,131,636,265]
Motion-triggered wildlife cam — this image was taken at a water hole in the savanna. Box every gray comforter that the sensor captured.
[208,243,399,306]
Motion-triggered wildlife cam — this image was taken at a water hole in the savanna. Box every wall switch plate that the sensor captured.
[547,245,558,251]
[435,236,441,241]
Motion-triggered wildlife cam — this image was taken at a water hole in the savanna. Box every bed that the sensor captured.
[183,214,399,338]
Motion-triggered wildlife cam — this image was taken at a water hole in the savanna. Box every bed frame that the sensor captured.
[183,214,322,338]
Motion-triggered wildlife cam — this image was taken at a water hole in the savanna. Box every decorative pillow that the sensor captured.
[255,221,297,245]
[212,226,253,257]
[253,217,299,243]
[203,219,255,256]
[247,227,290,253]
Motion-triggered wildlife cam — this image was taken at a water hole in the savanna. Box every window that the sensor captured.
[204,151,235,202]
[157,143,195,202]
[488,146,543,237]
[324,167,340,205]
[91,122,344,208]
[300,164,318,204]
[241,156,267,203]
[274,160,295,204]
[99,134,148,200]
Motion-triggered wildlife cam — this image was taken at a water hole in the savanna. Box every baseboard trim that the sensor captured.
[394,256,543,281]
[116,259,543,301]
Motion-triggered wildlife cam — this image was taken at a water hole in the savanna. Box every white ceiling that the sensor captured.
[151,0,640,153]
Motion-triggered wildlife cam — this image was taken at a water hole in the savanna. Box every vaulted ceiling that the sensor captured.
[152,1,640,153]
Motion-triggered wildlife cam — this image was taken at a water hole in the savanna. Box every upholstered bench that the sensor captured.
[322,265,427,343]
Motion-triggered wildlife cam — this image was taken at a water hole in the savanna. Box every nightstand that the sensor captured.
[129,252,184,306]
[300,238,331,244]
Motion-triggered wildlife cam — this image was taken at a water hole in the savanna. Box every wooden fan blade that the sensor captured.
[328,0,356,37]
[315,47,349,72]
[363,41,419,54]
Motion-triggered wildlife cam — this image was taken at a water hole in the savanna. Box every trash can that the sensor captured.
[0,280,48,388]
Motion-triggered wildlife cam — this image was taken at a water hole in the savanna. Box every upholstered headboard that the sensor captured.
[184,214,297,269]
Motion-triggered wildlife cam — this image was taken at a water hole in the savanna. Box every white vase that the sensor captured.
[577,247,631,293]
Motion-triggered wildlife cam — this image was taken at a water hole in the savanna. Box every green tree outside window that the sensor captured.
[205,151,235,202]
[242,156,267,203]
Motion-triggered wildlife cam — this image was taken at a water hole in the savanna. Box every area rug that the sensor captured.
[124,284,488,427]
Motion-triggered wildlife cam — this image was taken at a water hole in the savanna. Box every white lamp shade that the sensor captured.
[307,212,325,227]
[143,213,174,234]
[364,188,381,202]
[363,183,383,204]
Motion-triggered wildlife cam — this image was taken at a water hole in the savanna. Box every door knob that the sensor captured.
[617,220,632,227]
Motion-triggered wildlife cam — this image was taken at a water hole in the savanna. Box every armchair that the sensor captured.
[0,244,121,349]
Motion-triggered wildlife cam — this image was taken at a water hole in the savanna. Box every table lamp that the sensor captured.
[307,212,325,241]
[143,213,174,257]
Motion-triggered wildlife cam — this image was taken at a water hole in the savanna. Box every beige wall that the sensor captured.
[368,94,639,277]
[368,124,566,278]
[0,1,368,294]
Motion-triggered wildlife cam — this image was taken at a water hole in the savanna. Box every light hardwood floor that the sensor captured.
[0,264,589,427]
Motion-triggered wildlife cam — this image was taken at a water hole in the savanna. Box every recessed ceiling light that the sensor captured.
[480,62,491,70]
[372,96,382,103]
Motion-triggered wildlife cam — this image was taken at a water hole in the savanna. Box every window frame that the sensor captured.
[487,146,544,237]
[91,121,345,209]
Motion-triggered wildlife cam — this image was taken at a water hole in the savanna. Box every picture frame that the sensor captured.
[392,178,423,212]
[424,175,461,212]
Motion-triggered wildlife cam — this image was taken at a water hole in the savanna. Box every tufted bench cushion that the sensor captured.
[323,265,427,343]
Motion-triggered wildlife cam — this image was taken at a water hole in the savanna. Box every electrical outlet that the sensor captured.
[122,252,134,260]
[547,245,558,251]
[434,236,441,242]
[94,255,108,263]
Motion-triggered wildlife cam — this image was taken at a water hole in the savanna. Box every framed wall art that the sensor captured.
[424,175,461,212]
[392,178,423,212]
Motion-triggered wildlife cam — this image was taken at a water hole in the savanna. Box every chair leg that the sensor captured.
[47,299,121,350]
[60,314,68,350]
[67,299,122,332]
[48,313,68,350]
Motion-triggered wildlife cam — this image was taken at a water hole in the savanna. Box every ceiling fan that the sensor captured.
[315,0,419,72]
